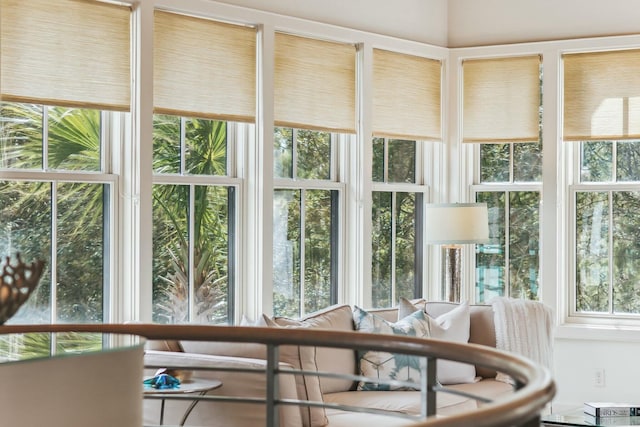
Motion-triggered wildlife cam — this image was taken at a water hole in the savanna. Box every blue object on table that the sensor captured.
[143,373,181,389]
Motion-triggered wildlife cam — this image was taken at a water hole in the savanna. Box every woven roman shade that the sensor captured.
[463,55,541,143]
[154,11,256,122]
[563,49,640,141]
[373,49,442,141]
[0,0,130,111]
[274,32,356,133]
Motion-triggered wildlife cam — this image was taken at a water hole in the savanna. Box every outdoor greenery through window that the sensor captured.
[152,115,233,324]
[273,128,338,317]
[573,140,640,314]
[475,141,542,302]
[0,102,109,327]
[371,137,424,308]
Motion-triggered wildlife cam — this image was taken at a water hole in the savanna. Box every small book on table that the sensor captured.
[584,402,640,417]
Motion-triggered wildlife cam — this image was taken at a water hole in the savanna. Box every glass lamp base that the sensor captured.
[442,246,461,302]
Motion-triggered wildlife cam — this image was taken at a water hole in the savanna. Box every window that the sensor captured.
[572,140,640,314]
[370,50,440,307]
[272,33,356,317]
[272,128,340,317]
[151,115,238,324]
[463,55,542,302]
[0,103,116,324]
[151,11,256,324]
[371,138,424,307]
[0,0,130,333]
[475,143,542,301]
[564,49,640,316]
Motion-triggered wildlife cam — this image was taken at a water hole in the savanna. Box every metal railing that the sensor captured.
[1,323,555,427]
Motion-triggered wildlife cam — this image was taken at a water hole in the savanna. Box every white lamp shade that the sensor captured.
[425,203,489,244]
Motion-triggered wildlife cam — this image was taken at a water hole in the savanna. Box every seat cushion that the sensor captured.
[323,378,513,422]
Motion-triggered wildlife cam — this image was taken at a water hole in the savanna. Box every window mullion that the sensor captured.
[292,129,298,179]
[43,107,49,171]
[189,184,196,322]
[504,191,511,298]
[51,181,58,323]
[299,189,306,315]
[383,138,389,183]
[391,192,397,304]
[180,118,187,175]
[608,190,614,314]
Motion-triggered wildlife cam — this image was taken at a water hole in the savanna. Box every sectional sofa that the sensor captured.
[143,299,548,427]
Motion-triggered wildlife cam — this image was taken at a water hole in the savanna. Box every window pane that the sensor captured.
[185,119,227,175]
[616,141,640,182]
[372,137,384,182]
[297,130,331,180]
[153,114,181,174]
[480,143,509,182]
[0,333,52,359]
[509,191,540,300]
[372,192,392,308]
[575,191,609,313]
[152,184,189,323]
[152,184,230,324]
[388,139,416,183]
[304,190,333,313]
[274,127,293,179]
[581,141,612,182]
[273,189,334,317]
[0,103,44,170]
[48,107,101,172]
[56,182,105,323]
[56,332,103,353]
[476,192,506,302]
[395,192,417,301]
[372,191,421,307]
[273,189,301,317]
[612,191,640,313]
[513,142,542,182]
[0,181,52,323]
[193,185,230,323]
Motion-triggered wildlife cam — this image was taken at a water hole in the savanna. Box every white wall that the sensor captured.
[213,0,449,46]
[553,337,640,411]
[448,0,640,47]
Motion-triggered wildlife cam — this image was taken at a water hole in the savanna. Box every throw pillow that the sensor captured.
[355,301,476,388]
[398,297,426,320]
[353,306,432,391]
[262,314,328,427]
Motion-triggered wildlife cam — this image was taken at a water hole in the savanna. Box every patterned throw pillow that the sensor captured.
[353,307,432,391]
[354,301,475,389]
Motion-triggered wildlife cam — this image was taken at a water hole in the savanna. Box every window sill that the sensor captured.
[555,321,640,342]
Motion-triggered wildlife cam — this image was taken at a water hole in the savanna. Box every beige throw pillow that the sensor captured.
[263,315,328,427]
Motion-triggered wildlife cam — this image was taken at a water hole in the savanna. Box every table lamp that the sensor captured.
[424,203,489,302]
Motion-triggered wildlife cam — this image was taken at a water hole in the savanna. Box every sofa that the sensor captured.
[143,299,541,427]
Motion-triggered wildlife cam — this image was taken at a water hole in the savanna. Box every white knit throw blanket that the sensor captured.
[490,296,554,384]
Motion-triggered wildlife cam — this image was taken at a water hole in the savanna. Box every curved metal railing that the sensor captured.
[0,323,555,427]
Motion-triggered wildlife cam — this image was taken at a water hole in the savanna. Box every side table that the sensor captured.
[144,378,222,426]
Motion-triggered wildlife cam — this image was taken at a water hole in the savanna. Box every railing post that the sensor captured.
[420,356,437,417]
[266,344,280,427]
[520,415,540,427]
